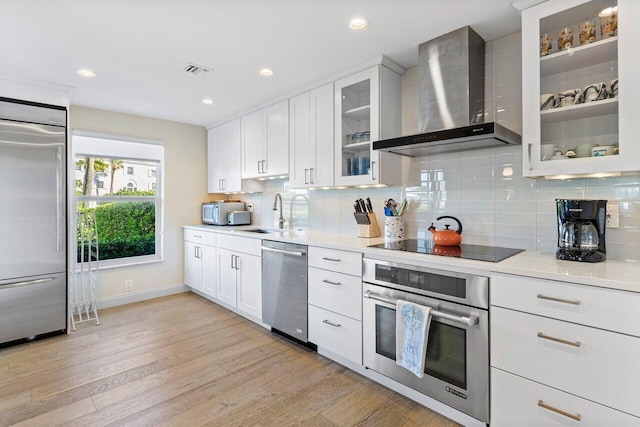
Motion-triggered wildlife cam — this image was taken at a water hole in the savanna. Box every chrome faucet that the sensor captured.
[289,194,309,230]
[273,192,285,229]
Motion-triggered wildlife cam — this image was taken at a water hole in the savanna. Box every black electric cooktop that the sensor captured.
[368,239,524,263]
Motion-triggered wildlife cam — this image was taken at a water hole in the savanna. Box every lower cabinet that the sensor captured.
[184,229,216,298]
[216,234,263,321]
[490,272,640,425]
[491,368,639,426]
[307,247,363,365]
[308,305,362,364]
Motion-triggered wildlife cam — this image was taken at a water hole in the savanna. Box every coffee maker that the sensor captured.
[556,199,606,263]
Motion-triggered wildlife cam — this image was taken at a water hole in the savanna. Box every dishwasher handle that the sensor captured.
[261,246,306,257]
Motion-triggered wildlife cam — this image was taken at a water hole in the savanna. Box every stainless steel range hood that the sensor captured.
[374,26,521,157]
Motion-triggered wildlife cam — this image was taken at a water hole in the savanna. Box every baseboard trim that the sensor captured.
[96,284,188,309]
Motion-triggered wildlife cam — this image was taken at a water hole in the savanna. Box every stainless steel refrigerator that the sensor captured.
[0,98,67,347]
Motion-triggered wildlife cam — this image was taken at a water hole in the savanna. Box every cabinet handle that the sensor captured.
[231,254,235,269]
[304,168,309,184]
[309,168,314,184]
[322,257,341,262]
[322,319,341,328]
[527,143,533,171]
[257,161,262,174]
[537,332,581,348]
[235,255,240,270]
[221,179,225,190]
[537,294,581,306]
[322,279,341,286]
[261,160,267,174]
[537,400,582,422]
[371,160,376,180]
[218,179,222,190]
[193,234,203,238]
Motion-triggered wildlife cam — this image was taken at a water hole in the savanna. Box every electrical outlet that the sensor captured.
[124,279,133,291]
[606,203,620,229]
[246,203,254,213]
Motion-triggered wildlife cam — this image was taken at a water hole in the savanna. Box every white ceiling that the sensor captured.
[1,1,522,128]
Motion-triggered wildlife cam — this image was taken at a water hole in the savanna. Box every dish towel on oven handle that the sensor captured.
[396,300,432,378]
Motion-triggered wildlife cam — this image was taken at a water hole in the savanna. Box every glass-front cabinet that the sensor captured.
[522,0,639,177]
[334,63,403,186]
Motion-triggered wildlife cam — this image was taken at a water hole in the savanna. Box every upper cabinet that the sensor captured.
[241,100,289,179]
[522,0,639,177]
[334,64,403,186]
[208,119,262,193]
[289,83,335,188]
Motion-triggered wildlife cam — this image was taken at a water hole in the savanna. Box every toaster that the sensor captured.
[202,201,245,225]
[227,211,251,226]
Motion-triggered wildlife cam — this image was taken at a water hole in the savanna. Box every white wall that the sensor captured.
[70,106,208,300]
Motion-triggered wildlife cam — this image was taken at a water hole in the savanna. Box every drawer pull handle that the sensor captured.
[322,279,341,286]
[322,257,341,262]
[193,234,203,238]
[537,294,581,306]
[322,319,341,328]
[537,332,581,348]
[537,400,582,422]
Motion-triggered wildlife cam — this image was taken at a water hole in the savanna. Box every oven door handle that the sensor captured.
[363,290,479,327]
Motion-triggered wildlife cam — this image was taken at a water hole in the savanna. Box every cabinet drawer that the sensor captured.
[491,368,639,426]
[217,233,261,256]
[308,305,362,365]
[491,273,640,337]
[491,307,640,417]
[308,247,362,276]
[308,267,362,321]
[184,228,216,246]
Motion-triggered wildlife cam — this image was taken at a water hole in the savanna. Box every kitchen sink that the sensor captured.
[243,228,277,234]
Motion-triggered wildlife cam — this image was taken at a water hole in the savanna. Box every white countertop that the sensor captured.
[184,224,640,293]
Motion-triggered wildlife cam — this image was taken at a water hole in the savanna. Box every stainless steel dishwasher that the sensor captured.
[261,240,309,343]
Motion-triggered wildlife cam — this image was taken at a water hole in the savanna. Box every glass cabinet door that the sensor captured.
[334,67,380,185]
[523,0,625,177]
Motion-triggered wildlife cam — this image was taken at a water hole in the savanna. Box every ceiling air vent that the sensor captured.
[183,63,212,76]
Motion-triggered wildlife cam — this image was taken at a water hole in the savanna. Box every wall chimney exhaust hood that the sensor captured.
[373,26,521,157]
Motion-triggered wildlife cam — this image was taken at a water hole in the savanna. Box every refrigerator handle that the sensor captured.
[56,146,63,253]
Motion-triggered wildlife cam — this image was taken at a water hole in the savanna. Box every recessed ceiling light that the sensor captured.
[349,17,368,30]
[202,98,213,105]
[259,68,274,77]
[599,6,617,17]
[77,68,95,78]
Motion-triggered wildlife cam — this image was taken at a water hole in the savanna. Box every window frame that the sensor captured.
[72,131,164,270]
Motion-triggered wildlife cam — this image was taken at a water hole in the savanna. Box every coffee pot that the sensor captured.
[559,221,599,251]
[556,199,606,263]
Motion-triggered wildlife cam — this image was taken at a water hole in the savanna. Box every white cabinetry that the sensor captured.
[522,0,640,176]
[183,229,216,297]
[241,100,289,179]
[208,119,263,193]
[490,272,640,425]
[216,234,262,320]
[334,64,403,186]
[289,83,334,188]
[307,246,363,365]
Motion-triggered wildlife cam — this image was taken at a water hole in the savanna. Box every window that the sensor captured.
[72,131,164,268]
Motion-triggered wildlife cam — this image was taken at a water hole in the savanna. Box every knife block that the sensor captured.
[357,212,381,238]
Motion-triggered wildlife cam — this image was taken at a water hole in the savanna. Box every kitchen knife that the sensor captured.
[358,198,367,213]
[354,201,361,213]
[366,197,373,213]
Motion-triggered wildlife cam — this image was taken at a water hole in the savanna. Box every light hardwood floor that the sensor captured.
[0,292,460,426]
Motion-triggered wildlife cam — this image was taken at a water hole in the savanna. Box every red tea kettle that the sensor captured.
[428,216,463,246]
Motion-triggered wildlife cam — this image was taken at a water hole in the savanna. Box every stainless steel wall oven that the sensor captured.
[362,257,489,423]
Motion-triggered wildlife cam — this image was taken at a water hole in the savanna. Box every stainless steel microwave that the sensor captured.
[202,201,245,225]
